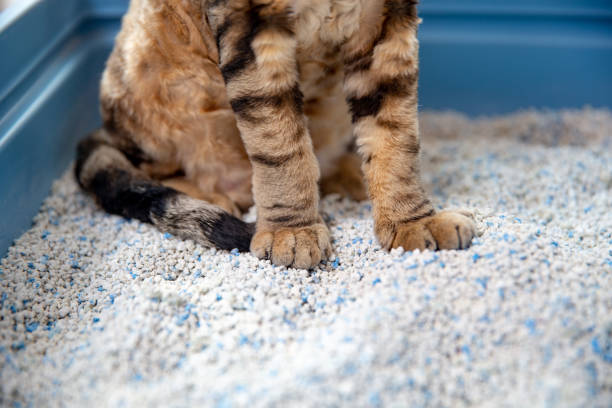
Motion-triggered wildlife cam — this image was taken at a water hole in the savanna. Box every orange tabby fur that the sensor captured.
[75,0,475,269]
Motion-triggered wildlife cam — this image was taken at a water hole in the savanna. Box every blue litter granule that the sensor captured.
[369,391,381,406]
[461,345,472,361]
[108,294,115,304]
[216,294,222,301]
[335,296,345,305]
[591,335,612,363]
[423,254,439,265]
[238,334,249,346]
[230,248,239,255]
[25,322,39,332]
[176,313,190,326]
[475,277,489,290]
[498,288,506,300]
[479,314,491,323]
[584,205,593,214]
[372,277,381,286]
[503,233,516,243]
[283,316,297,329]
[163,232,173,239]
[11,341,25,351]
[332,257,340,268]
[551,241,559,248]
[524,319,537,335]
[92,317,100,324]
[585,362,598,396]
[41,230,50,239]
[97,286,106,292]
[472,253,481,263]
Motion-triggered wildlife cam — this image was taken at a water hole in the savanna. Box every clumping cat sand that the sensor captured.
[1,109,611,407]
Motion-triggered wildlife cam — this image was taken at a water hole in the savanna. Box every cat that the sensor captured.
[75,0,475,269]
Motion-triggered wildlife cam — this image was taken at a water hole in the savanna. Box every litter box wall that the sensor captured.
[1,0,611,256]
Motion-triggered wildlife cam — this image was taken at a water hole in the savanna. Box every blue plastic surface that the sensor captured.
[1,0,611,256]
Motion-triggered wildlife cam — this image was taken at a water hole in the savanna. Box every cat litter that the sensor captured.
[1,108,611,407]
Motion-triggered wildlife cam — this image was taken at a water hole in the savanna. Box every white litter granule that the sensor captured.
[1,108,611,407]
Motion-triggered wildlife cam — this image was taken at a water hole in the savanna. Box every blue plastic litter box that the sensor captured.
[1,0,611,256]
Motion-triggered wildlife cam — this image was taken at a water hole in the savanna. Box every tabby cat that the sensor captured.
[75,0,475,269]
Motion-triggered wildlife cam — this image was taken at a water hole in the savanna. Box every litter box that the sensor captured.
[1,0,611,256]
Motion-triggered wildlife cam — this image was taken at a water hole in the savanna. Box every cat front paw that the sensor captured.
[377,210,476,251]
[250,222,332,269]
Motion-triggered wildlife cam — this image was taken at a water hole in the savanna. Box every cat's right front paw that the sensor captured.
[250,223,332,269]
[376,210,476,252]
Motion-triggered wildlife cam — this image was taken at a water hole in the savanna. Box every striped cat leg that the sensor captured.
[342,0,475,251]
[207,1,331,268]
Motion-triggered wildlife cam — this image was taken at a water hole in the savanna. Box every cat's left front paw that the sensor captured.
[377,210,476,251]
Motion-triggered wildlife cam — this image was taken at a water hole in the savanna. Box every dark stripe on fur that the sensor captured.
[214,18,232,49]
[347,75,416,123]
[398,209,435,224]
[265,214,298,224]
[264,214,315,228]
[344,54,373,75]
[220,29,256,83]
[342,6,393,74]
[399,141,420,154]
[219,6,294,83]
[343,27,387,75]
[250,150,300,167]
[230,85,304,122]
[410,199,433,214]
[209,0,229,8]
[263,200,312,211]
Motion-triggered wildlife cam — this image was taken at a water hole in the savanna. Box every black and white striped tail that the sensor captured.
[74,131,254,251]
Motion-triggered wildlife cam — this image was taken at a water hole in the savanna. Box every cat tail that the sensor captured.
[74,130,254,251]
